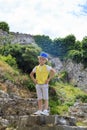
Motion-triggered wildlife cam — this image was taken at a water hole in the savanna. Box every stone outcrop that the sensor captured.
[0,29,35,44]
[0,90,37,116]
[69,102,87,126]
[50,58,87,91]
[0,90,87,130]
[10,32,35,44]
[64,59,87,91]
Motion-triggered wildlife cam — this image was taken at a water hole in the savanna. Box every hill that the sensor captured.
[0,29,87,129]
[0,60,87,129]
[0,60,32,98]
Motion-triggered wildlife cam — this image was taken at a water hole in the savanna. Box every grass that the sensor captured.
[49,82,87,115]
[0,60,32,97]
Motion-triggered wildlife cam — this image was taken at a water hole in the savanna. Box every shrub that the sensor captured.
[67,50,82,63]
[0,54,17,68]
[76,94,87,103]
[0,21,9,33]
[58,71,68,82]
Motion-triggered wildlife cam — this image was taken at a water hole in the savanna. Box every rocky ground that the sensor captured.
[69,101,87,126]
[0,90,87,130]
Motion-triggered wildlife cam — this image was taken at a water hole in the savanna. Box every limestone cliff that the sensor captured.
[50,58,87,92]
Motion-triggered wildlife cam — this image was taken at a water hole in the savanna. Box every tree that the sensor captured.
[34,35,53,54]
[67,50,82,63]
[22,44,41,72]
[74,40,82,51]
[53,38,64,57]
[0,21,9,33]
[82,36,87,50]
[64,34,76,50]
[0,43,41,73]
[81,36,87,67]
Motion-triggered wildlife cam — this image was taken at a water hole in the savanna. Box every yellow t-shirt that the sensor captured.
[34,65,51,84]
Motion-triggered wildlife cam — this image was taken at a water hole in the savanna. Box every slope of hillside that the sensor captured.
[0,60,32,98]
[0,60,87,129]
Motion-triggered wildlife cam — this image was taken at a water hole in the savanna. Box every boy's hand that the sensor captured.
[45,68,56,84]
[45,79,50,84]
[33,79,37,84]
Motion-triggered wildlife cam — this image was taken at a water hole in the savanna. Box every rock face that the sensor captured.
[64,59,87,91]
[0,29,35,44]
[10,32,35,44]
[50,58,87,91]
[69,102,87,126]
[0,90,37,116]
[0,90,87,130]
[50,57,64,72]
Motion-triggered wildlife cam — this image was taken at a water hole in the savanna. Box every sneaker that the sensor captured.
[33,110,42,115]
[42,109,49,116]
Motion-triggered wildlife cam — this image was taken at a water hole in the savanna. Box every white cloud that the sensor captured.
[0,0,87,41]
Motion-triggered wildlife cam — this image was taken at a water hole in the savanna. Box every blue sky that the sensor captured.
[0,0,87,41]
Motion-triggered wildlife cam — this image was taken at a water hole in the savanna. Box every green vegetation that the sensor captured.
[0,22,87,127]
[82,36,87,67]
[0,21,9,33]
[77,121,87,126]
[49,82,87,115]
[0,43,41,73]
[0,54,17,68]
[34,34,87,68]
[34,35,53,54]
[0,58,86,116]
[0,21,87,67]
[0,60,35,92]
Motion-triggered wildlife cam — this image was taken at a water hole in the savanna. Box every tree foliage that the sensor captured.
[0,54,17,68]
[0,22,87,69]
[0,21,9,33]
[81,36,87,67]
[67,50,82,63]
[63,34,76,50]
[34,35,53,54]
[34,34,87,67]
[0,43,41,73]
[53,38,64,57]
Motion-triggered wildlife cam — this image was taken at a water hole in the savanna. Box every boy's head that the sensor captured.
[38,52,48,61]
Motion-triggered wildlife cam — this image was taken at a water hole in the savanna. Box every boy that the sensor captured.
[30,52,55,116]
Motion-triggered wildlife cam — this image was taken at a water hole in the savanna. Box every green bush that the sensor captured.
[22,77,35,91]
[49,99,61,114]
[67,50,82,63]
[4,72,15,83]
[50,103,69,115]
[0,43,41,73]
[76,94,87,103]
[63,100,74,107]
[0,54,17,68]
[0,21,9,33]
[58,71,68,82]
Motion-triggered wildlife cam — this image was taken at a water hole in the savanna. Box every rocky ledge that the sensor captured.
[0,90,87,130]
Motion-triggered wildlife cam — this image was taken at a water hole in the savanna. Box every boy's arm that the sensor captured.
[45,68,56,84]
[30,71,37,84]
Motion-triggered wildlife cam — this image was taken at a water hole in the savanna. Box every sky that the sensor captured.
[0,0,87,41]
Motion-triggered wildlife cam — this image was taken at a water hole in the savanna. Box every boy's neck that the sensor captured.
[39,63,45,66]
